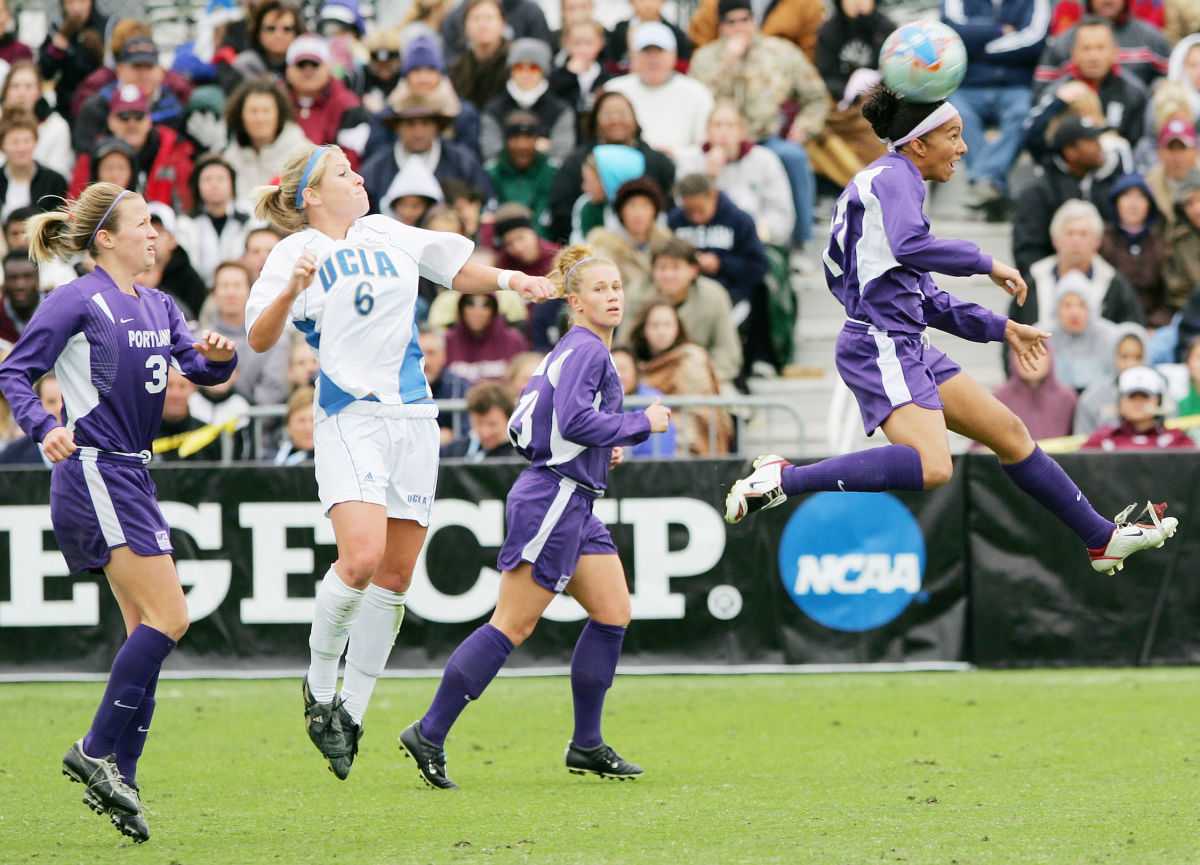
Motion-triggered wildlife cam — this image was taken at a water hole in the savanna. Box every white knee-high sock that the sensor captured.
[307,567,364,703]
[340,584,407,725]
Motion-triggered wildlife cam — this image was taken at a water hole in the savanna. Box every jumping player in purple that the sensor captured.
[398,245,672,789]
[0,183,236,843]
[725,86,1178,574]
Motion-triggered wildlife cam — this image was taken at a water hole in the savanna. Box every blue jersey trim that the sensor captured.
[317,370,356,415]
[398,319,429,403]
[294,317,321,350]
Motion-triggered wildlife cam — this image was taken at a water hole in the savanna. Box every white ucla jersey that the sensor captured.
[246,214,473,417]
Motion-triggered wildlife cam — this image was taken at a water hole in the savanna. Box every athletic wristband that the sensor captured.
[497,269,517,291]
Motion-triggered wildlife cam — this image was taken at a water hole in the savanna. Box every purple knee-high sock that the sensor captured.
[83,625,176,759]
[780,445,924,495]
[1000,446,1115,549]
[421,624,514,747]
[115,670,158,785]
[570,620,626,749]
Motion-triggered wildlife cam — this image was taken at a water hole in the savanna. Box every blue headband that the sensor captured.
[566,256,596,285]
[295,146,329,208]
[87,189,131,249]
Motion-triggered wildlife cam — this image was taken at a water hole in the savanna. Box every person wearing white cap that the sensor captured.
[283,34,372,167]
[603,21,714,156]
[1082,365,1195,450]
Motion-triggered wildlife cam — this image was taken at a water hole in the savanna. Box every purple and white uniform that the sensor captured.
[498,326,652,593]
[0,268,236,571]
[823,153,1009,434]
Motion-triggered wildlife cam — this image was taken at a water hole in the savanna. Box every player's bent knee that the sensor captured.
[922,458,954,489]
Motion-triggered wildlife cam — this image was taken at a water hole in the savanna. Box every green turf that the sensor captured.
[3,669,1200,864]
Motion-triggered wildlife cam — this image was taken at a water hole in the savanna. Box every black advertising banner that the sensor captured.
[968,452,1200,667]
[0,458,967,676]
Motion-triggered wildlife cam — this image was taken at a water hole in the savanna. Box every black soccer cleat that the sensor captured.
[326,700,363,781]
[87,783,149,843]
[62,738,140,816]
[564,740,643,780]
[398,721,458,789]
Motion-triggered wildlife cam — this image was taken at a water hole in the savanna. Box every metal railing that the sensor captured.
[217,395,807,465]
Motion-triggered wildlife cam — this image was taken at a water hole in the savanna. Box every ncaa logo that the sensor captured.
[778,492,924,632]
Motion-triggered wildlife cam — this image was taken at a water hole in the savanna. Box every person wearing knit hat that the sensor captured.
[361,28,403,114]
[479,36,576,163]
[401,34,445,75]
[485,109,558,231]
[571,144,647,243]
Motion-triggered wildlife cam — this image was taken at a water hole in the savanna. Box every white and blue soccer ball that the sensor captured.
[878,21,968,103]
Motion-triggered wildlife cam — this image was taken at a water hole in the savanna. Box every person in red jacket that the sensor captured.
[282,34,370,168]
[68,83,194,210]
[1082,365,1196,450]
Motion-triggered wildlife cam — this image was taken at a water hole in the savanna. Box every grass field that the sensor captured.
[3,668,1200,864]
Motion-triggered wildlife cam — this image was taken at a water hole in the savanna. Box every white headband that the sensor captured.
[888,102,960,151]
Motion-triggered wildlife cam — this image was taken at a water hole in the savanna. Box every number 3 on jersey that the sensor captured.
[508,390,540,448]
[354,281,374,316]
[145,355,167,393]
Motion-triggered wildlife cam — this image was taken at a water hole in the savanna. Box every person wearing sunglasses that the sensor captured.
[283,35,371,169]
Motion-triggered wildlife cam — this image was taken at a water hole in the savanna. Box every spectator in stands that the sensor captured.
[481,38,575,162]
[136,203,207,321]
[610,345,678,458]
[441,179,489,245]
[1027,18,1147,166]
[38,0,107,121]
[605,23,714,157]
[587,176,672,305]
[605,0,689,69]
[1176,335,1200,417]
[1012,115,1111,277]
[70,83,195,211]
[218,0,303,91]
[1018,199,1145,326]
[317,0,369,94]
[380,158,445,227]
[486,110,558,232]
[282,35,370,168]
[1164,169,1200,312]
[815,0,892,171]
[87,137,136,191]
[570,144,647,243]
[992,342,1078,440]
[440,0,551,68]
[550,18,613,134]
[223,77,311,206]
[156,367,223,462]
[449,0,513,110]
[1146,118,1198,232]
[629,299,733,455]
[73,32,193,158]
[689,0,824,62]
[200,261,291,408]
[270,385,316,466]
[189,367,253,461]
[642,237,743,389]
[399,0,454,50]
[373,36,480,160]
[444,291,531,385]
[0,250,39,345]
[440,380,518,461]
[0,60,74,178]
[174,154,251,290]
[943,0,1048,216]
[0,372,58,466]
[0,0,30,66]
[1035,0,1168,90]
[674,102,796,249]
[0,112,66,223]
[1101,173,1171,326]
[503,350,544,400]
[493,203,565,350]
[669,172,771,373]
[1082,365,1194,449]
[1074,322,1149,433]
[1039,271,1119,391]
[418,324,469,445]
[241,224,287,283]
[2,205,34,253]
[287,338,318,391]
[689,0,826,251]
[547,90,676,244]
[360,27,403,115]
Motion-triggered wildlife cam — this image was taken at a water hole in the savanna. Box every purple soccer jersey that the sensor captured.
[0,268,235,452]
[506,326,651,491]
[823,153,1007,342]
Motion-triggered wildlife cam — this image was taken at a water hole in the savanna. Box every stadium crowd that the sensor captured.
[1,0,1200,460]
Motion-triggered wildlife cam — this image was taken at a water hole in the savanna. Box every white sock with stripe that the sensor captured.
[340,584,407,725]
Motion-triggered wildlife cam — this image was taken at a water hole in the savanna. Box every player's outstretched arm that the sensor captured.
[1005,320,1051,374]
[248,251,318,353]
[452,259,555,303]
[989,259,1028,307]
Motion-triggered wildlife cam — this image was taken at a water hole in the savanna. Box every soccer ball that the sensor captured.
[878,21,967,103]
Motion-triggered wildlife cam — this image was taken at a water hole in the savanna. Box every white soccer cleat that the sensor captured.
[1089,501,1179,575]
[724,454,790,524]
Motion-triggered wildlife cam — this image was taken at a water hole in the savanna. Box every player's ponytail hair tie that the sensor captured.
[888,102,959,151]
[295,145,329,208]
[87,189,130,248]
[565,256,597,285]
